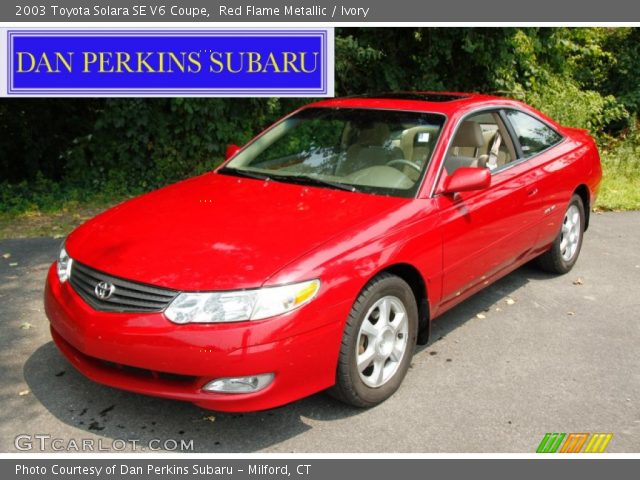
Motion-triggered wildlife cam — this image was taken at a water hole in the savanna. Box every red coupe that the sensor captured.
[45,93,602,411]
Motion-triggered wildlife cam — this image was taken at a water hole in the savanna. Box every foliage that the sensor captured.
[592,28,640,116]
[523,76,628,132]
[0,27,639,217]
[0,99,99,183]
[61,97,296,191]
[336,27,632,131]
[596,126,640,210]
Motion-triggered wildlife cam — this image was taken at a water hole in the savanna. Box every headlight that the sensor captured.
[165,279,320,324]
[57,243,73,283]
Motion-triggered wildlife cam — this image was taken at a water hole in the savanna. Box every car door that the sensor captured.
[501,109,569,250]
[434,109,542,312]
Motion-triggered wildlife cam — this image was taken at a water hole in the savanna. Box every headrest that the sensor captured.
[356,123,390,146]
[401,126,433,147]
[453,121,484,148]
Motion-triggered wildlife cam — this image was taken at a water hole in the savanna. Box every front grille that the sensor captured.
[69,261,178,313]
[98,359,197,384]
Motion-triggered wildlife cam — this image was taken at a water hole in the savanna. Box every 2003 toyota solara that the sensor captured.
[45,92,602,411]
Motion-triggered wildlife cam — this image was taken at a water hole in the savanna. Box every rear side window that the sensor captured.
[505,110,563,158]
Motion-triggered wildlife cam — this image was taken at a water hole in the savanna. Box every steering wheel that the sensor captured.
[386,159,421,173]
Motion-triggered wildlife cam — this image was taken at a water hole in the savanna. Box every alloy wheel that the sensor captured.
[560,204,581,261]
[356,295,409,388]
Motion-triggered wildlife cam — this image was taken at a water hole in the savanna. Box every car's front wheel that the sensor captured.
[536,194,585,274]
[329,273,418,407]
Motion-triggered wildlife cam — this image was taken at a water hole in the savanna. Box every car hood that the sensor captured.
[66,172,408,291]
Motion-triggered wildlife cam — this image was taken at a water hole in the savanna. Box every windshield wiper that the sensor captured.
[219,168,358,193]
[280,175,359,193]
[218,167,273,182]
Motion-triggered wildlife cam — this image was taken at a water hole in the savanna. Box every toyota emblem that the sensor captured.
[94,281,116,300]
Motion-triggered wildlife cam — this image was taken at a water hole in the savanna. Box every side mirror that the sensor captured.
[225,144,241,160]
[442,167,491,194]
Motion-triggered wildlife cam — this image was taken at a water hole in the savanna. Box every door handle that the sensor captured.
[527,187,539,196]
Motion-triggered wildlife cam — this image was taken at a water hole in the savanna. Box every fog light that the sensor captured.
[202,373,274,394]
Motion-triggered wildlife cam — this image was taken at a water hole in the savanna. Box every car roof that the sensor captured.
[305,91,518,115]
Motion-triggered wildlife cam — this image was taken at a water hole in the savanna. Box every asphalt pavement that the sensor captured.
[0,212,638,453]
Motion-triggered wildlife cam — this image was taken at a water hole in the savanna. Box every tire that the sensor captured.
[536,194,585,274]
[329,273,418,408]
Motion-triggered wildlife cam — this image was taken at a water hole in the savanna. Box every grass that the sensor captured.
[595,133,640,211]
[0,203,115,240]
[0,134,638,240]
[597,175,640,211]
[0,178,138,240]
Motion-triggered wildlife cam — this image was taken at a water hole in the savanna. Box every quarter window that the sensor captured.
[505,110,563,158]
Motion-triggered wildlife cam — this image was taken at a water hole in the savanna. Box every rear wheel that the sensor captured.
[536,194,585,274]
[329,273,418,407]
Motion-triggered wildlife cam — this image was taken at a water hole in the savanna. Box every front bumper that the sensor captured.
[44,264,345,412]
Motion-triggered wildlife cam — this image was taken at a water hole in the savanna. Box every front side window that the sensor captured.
[222,108,446,198]
[505,110,563,158]
[444,111,517,174]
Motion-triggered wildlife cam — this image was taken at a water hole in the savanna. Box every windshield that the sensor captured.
[222,108,446,197]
